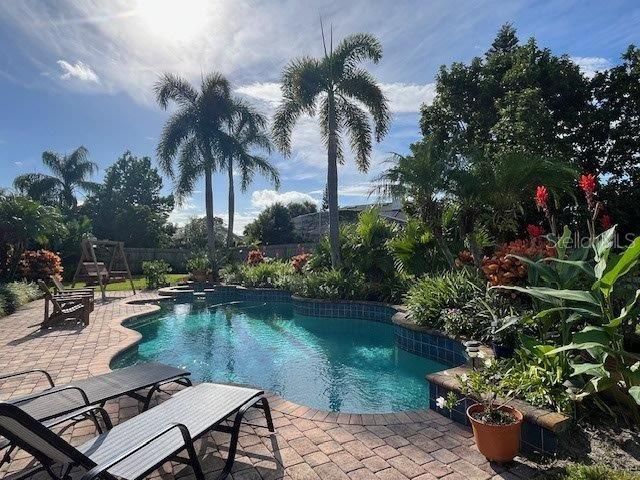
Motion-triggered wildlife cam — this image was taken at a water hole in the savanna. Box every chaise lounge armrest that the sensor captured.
[0,369,55,388]
[80,423,197,480]
[13,385,91,408]
[45,404,113,430]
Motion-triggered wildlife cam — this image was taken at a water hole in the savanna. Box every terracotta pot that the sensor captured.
[467,404,523,462]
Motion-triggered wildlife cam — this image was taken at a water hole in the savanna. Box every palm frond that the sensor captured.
[332,33,383,74]
[156,110,196,177]
[338,69,390,141]
[281,57,325,110]
[175,137,204,200]
[272,101,304,156]
[154,73,198,109]
[41,151,64,178]
[338,97,372,171]
[13,173,62,202]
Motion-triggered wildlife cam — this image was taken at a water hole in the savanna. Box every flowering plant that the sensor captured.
[246,249,265,266]
[526,224,544,238]
[18,249,63,281]
[291,252,311,273]
[436,358,521,425]
[533,185,557,236]
[481,238,555,286]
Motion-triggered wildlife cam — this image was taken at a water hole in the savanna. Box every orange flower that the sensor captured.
[578,174,597,195]
[534,186,549,209]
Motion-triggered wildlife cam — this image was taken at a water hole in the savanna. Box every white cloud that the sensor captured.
[381,83,436,112]
[168,197,201,225]
[217,211,259,235]
[571,56,611,79]
[251,189,318,209]
[57,60,99,83]
[13,161,23,166]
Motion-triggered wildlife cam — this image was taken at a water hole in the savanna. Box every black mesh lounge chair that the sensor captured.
[0,362,191,469]
[0,383,274,480]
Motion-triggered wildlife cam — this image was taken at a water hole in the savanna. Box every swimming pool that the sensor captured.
[112,300,448,413]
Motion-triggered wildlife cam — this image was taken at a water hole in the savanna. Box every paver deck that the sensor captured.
[0,293,546,479]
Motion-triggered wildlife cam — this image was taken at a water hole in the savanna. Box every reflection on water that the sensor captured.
[113,301,447,413]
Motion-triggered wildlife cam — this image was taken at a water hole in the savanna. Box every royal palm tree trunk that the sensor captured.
[326,91,341,268]
[204,166,216,270]
[227,158,235,248]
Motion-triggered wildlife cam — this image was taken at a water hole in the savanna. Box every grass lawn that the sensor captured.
[65,273,188,292]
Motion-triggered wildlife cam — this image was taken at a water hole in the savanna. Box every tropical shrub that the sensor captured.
[496,226,640,419]
[18,249,63,282]
[222,261,295,289]
[292,269,368,301]
[405,269,483,328]
[186,255,210,275]
[0,281,41,317]
[291,252,311,273]
[142,260,172,289]
[247,249,265,266]
[388,219,447,276]
[482,237,556,286]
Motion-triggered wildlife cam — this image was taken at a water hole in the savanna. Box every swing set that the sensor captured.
[71,239,136,300]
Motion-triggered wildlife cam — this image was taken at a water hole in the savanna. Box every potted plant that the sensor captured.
[437,359,523,462]
[186,254,210,283]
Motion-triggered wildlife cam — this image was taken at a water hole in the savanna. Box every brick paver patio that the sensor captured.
[0,293,546,479]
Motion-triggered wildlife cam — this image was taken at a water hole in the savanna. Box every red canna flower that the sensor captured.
[600,214,613,230]
[534,186,549,210]
[578,174,597,195]
[526,224,545,238]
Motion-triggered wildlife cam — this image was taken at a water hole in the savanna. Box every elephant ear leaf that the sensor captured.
[496,285,599,306]
[629,386,640,406]
[598,237,640,298]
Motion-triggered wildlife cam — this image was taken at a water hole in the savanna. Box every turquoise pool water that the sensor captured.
[112,301,447,413]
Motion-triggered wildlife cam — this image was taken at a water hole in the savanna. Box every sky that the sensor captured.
[1,0,638,234]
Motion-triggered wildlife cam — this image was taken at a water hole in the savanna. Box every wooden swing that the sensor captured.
[71,239,136,300]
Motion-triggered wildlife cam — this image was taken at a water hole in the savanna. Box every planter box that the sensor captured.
[426,366,571,455]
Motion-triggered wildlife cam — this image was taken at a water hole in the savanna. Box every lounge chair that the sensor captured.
[0,362,192,472]
[50,276,95,299]
[38,280,93,327]
[0,383,274,480]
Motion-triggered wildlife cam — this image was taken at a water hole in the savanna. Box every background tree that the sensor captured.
[170,216,228,251]
[243,202,314,244]
[273,31,390,267]
[13,146,98,210]
[155,73,254,266]
[222,107,279,247]
[83,152,174,247]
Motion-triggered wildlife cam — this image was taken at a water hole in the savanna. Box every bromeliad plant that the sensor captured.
[496,226,640,417]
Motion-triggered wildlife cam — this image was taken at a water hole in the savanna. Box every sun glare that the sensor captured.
[136,0,208,41]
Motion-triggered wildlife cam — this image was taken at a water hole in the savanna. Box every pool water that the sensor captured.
[112,301,447,413]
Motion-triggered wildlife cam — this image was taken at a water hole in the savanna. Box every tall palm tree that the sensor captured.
[13,146,97,210]
[222,107,280,246]
[155,72,258,265]
[272,31,390,268]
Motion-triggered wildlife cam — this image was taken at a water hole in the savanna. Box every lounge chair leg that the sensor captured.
[183,439,206,480]
[260,397,275,432]
[0,443,16,468]
[219,401,253,479]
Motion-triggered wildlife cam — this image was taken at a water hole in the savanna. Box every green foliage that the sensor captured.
[0,193,66,280]
[496,226,640,417]
[557,464,640,480]
[405,269,483,328]
[142,260,172,290]
[185,254,211,274]
[171,216,228,250]
[243,202,313,244]
[221,261,295,289]
[0,281,41,318]
[388,219,446,276]
[292,269,368,301]
[83,152,175,248]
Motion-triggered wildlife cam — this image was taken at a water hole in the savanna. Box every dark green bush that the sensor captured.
[142,260,172,289]
[405,268,483,328]
[221,261,295,289]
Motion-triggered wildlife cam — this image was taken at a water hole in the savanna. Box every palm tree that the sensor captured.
[13,146,97,210]
[222,106,280,246]
[272,31,390,268]
[374,140,458,269]
[155,73,258,265]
